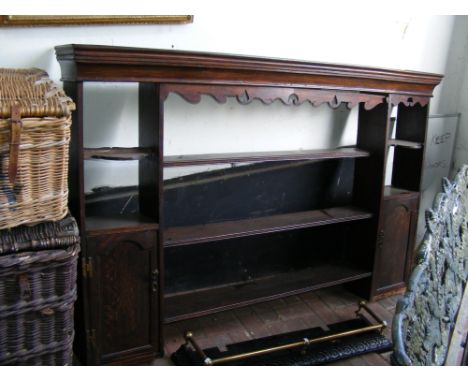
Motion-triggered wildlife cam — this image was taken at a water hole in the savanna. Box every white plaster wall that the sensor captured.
[0,15,456,81]
[450,18,468,173]
[416,16,468,243]
[1,14,465,242]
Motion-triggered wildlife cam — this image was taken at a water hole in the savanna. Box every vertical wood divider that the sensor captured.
[139,83,164,355]
[352,101,391,298]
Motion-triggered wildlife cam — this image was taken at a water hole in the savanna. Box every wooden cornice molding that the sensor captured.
[55,44,443,97]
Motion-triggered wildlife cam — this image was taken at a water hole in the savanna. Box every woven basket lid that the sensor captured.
[0,68,75,118]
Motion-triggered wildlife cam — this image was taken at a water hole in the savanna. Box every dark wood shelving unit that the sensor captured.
[164,264,372,323]
[164,206,372,247]
[55,44,442,365]
[163,147,370,167]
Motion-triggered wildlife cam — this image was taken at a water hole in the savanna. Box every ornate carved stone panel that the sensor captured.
[392,165,468,365]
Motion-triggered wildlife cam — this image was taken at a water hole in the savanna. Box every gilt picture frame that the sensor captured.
[0,15,193,27]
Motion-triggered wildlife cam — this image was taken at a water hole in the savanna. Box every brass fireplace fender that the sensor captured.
[184,301,387,366]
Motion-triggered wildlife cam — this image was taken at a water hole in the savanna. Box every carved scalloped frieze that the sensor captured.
[161,84,385,110]
[388,94,430,107]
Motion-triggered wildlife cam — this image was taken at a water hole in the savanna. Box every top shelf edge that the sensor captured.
[55,45,442,97]
[55,44,443,87]
[84,147,153,161]
[163,148,370,167]
[82,147,370,164]
[387,139,423,149]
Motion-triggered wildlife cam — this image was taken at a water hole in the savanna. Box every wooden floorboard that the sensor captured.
[155,285,402,366]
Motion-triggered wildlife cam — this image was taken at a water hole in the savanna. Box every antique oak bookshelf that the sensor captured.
[55,44,442,365]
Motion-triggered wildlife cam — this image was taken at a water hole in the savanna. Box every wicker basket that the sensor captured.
[0,216,79,365]
[0,68,75,230]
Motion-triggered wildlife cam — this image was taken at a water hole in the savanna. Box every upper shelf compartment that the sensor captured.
[164,147,370,167]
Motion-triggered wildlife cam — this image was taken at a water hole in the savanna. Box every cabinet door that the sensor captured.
[85,230,159,365]
[373,195,417,297]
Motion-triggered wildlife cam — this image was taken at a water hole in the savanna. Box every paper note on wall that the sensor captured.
[417,114,459,244]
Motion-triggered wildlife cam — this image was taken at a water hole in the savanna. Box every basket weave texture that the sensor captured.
[0,216,79,365]
[0,68,75,230]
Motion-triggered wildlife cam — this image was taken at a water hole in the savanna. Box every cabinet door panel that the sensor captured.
[378,203,410,288]
[373,194,418,296]
[86,230,159,364]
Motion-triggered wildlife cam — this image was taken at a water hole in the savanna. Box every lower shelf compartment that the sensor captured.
[163,264,372,323]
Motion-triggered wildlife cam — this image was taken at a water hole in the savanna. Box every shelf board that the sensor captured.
[86,214,159,236]
[84,147,154,161]
[163,264,372,323]
[387,139,423,149]
[164,206,372,247]
[384,186,419,198]
[164,147,370,167]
